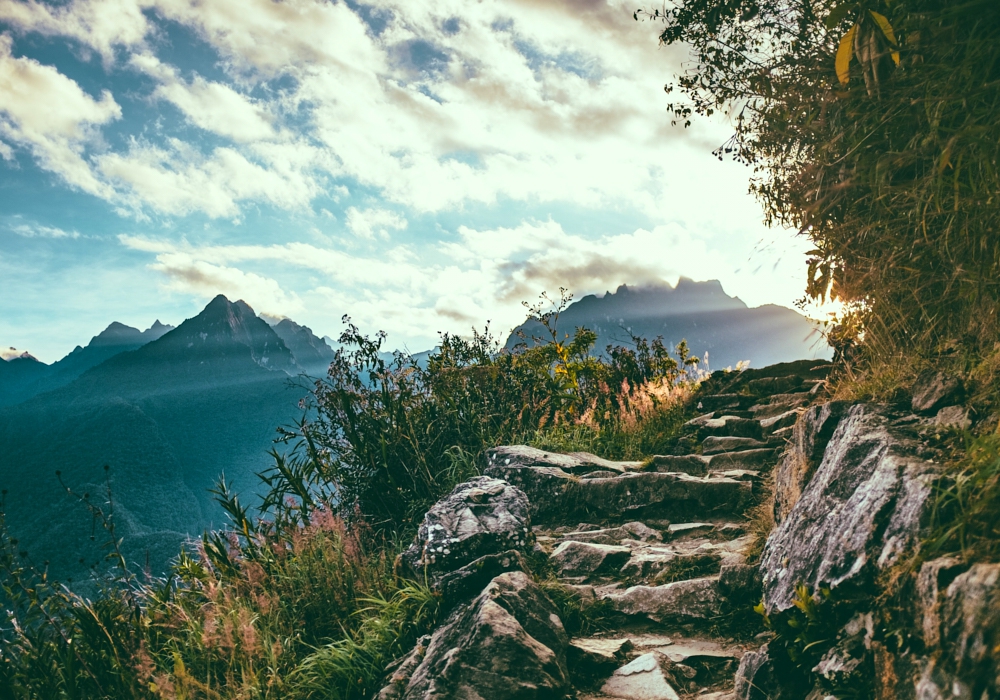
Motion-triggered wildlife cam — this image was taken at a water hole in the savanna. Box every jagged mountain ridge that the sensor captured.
[0,319,175,408]
[507,279,830,369]
[0,296,333,584]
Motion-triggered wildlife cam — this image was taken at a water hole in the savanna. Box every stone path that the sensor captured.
[484,360,830,700]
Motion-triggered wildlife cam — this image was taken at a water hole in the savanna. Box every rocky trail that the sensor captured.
[379,361,997,700]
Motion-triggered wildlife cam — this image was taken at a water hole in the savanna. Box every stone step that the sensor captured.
[701,436,770,455]
[601,576,723,625]
[697,393,755,412]
[748,391,812,419]
[572,633,744,697]
[485,445,641,476]
[706,448,779,471]
[702,416,764,440]
[485,459,753,524]
[646,454,710,476]
[759,409,801,436]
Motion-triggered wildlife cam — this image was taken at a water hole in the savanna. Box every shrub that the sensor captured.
[282,293,699,531]
[640,0,1000,366]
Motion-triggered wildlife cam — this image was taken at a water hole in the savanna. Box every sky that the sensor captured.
[0,0,816,363]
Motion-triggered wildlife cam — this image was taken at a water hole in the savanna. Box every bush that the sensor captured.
[282,294,699,531]
[641,0,1000,365]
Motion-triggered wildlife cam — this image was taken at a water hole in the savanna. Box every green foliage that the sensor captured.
[282,292,697,531]
[927,430,1000,562]
[640,0,1000,364]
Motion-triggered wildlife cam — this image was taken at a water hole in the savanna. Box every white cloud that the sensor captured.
[130,53,276,142]
[0,0,722,221]
[119,217,756,347]
[0,34,120,196]
[0,0,149,62]
[345,207,408,240]
[10,222,81,239]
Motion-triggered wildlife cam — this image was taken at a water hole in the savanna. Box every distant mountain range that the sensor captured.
[0,296,334,584]
[507,279,830,370]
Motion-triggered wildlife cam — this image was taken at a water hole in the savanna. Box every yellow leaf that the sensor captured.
[869,10,900,65]
[836,24,858,85]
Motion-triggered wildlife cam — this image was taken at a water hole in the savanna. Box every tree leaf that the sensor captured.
[869,10,901,65]
[825,3,853,29]
[836,24,858,85]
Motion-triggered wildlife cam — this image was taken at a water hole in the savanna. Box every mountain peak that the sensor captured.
[168,296,297,373]
[1,347,38,362]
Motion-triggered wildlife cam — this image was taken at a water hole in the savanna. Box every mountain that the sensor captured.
[507,279,830,370]
[0,354,51,406]
[270,318,335,376]
[0,320,175,408]
[0,296,309,584]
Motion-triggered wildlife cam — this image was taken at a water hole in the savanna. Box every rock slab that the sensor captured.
[382,571,571,700]
[400,476,530,581]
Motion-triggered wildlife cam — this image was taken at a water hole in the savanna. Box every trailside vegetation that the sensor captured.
[0,294,702,699]
[639,0,1000,380]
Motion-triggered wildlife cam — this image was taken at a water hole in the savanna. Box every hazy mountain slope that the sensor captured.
[0,354,51,407]
[0,296,307,583]
[507,280,830,369]
[270,318,335,376]
[0,320,175,408]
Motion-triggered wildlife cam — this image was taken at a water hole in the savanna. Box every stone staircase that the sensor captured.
[381,360,831,700]
[492,361,828,699]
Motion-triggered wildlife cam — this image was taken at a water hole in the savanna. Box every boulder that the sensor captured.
[916,556,965,648]
[604,577,722,624]
[761,404,939,613]
[911,371,964,414]
[568,637,634,685]
[923,563,1000,699]
[600,652,682,700]
[930,405,971,430]
[733,644,809,700]
[400,477,531,583]
[383,571,571,700]
[772,401,851,523]
[550,540,631,577]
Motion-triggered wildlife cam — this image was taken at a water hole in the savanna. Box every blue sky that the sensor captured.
[0,0,815,363]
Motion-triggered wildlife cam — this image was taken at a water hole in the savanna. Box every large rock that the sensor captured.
[603,577,722,624]
[381,571,571,700]
[761,403,939,613]
[400,477,531,581]
[917,563,1000,699]
[600,652,682,700]
[550,540,631,577]
[772,401,851,523]
[734,644,809,700]
[484,460,753,524]
[911,370,964,414]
